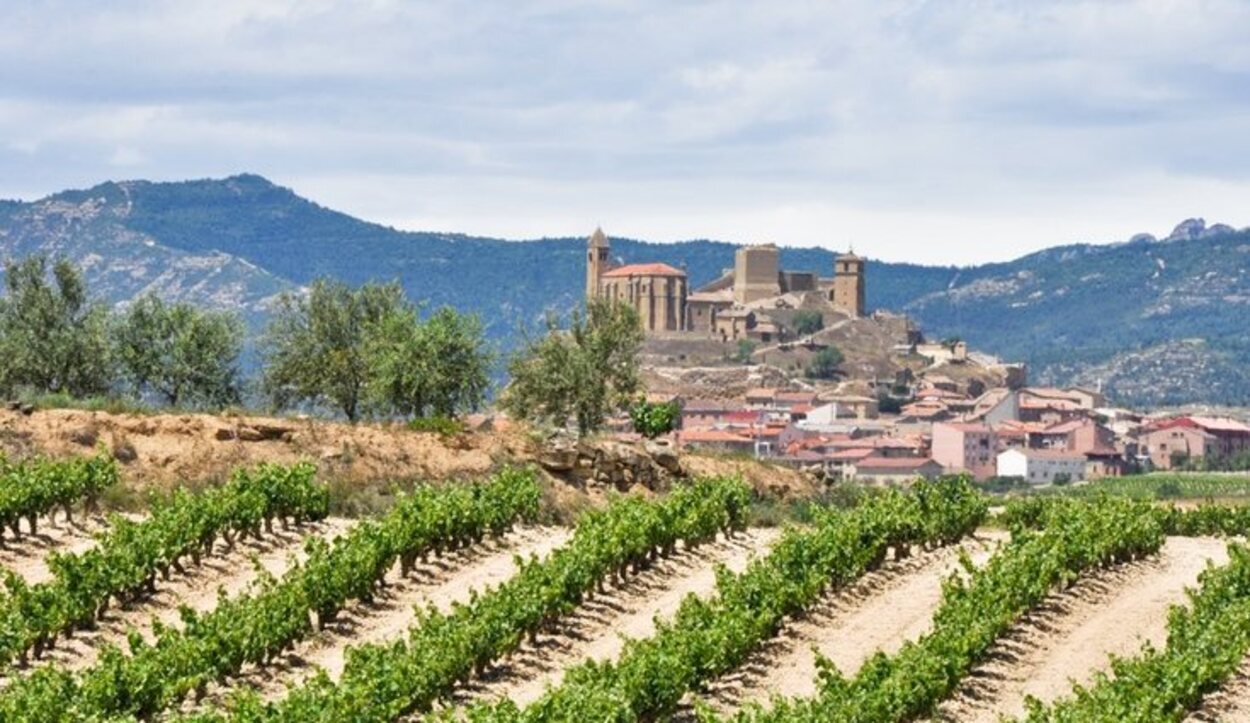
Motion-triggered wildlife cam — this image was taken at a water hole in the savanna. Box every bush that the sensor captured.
[630,399,679,439]
[407,416,466,437]
[793,310,824,337]
[806,346,845,380]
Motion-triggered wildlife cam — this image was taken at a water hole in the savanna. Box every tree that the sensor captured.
[261,279,406,421]
[733,339,757,364]
[366,305,492,418]
[0,256,111,397]
[111,294,244,408]
[502,299,645,436]
[793,309,824,337]
[805,345,845,380]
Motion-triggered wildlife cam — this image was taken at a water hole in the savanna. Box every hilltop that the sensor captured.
[2,174,1248,407]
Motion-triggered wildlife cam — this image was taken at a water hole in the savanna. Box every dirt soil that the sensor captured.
[461,527,783,709]
[935,536,1229,722]
[702,530,1007,713]
[0,408,811,502]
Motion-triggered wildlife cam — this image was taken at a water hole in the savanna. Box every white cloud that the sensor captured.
[1,0,1249,262]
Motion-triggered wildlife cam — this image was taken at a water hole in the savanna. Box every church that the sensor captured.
[584,227,866,338]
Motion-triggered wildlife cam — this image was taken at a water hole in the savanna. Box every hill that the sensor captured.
[1,174,1247,406]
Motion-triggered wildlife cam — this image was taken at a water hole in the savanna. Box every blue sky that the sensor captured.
[2,0,1249,264]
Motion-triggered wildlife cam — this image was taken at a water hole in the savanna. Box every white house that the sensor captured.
[997,448,1087,485]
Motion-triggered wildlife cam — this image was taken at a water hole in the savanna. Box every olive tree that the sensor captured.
[366,305,492,418]
[502,299,645,436]
[0,256,111,397]
[261,279,405,421]
[111,293,244,407]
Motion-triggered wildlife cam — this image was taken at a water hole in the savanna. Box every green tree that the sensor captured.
[805,345,845,380]
[502,299,645,436]
[111,293,244,408]
[261,279,406,421]
[733,339,757,364]
[366,305,492,418]
[0,256,111,397]
[793,309,824,337]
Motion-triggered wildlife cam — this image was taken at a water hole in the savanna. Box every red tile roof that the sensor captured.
[679,429,750,443]
[601,262,686,278]
[855,457,940,471]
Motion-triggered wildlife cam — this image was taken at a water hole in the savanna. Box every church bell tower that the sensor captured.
[586,227,610,300]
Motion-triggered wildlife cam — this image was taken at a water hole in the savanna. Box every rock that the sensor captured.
[645,439,682,474]
[538,437,579,472]
[215,423,294,442]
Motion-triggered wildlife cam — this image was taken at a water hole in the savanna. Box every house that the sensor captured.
[676,429,754,455]
[849,457,944,485]
[803,397,878,425]
[744,388,777,409]
[931,422,997,480]
[997,448,1087,485]
[774,391,820,411]
[680,399,743,429]
[1138,416,1250,469]
[1031,418,1116,455]
[1085,446,1129,479]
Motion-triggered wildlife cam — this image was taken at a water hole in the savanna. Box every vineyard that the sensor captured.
[0,459,1250,722]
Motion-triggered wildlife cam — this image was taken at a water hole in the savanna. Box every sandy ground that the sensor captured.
[700,531,1007,714]
[2,517,352,679]
[216,525,573,705]
[459,527,783,709]
[0,513,116,584]
[935,536,1229,722]
[1187,659,1250,722]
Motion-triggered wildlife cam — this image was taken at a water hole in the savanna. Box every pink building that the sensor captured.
[931,422,996,480]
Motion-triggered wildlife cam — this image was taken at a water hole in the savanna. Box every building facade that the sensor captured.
[585,228,690,334]
[931,421,997,480]
[997,448,1087,485]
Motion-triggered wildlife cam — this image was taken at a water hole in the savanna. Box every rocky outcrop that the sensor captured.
[537,434,684,491]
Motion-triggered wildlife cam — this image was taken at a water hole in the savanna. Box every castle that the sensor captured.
[584,227,865,340]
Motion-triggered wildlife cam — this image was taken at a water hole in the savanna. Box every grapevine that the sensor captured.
[0,466,541,721]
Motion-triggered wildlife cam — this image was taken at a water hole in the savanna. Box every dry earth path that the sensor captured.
[3,517,353,679]
[458,527,783,709]
[699,530,1007,715]
[934,536,1228,722]
[0,513,122,584]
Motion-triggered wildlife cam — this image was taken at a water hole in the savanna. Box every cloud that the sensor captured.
[1,0,1249,263]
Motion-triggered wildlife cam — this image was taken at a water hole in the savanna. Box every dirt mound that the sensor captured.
[0,408,516,491]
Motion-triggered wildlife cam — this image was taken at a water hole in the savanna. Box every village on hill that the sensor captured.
[582,228,1250,486]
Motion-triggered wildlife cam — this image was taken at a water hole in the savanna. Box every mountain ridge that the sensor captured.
[3,173,1248,407]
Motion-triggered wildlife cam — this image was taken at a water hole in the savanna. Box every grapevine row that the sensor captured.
[0,452,117,542]
[184,475,753,723]
[0,466,542,721]
[1021,541,1250,722]
[0,462,329,670]
[468,476,988,723]
[1003,495,1250,538]
[719,495,1164,723]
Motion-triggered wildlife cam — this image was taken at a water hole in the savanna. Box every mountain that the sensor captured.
[1,174,1247,407]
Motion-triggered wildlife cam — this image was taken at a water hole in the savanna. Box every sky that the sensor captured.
[2,0,1249,265]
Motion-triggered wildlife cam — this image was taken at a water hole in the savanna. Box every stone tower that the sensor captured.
[733,244,781,305]
[586,227,610,299]
[832,250,865,317]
